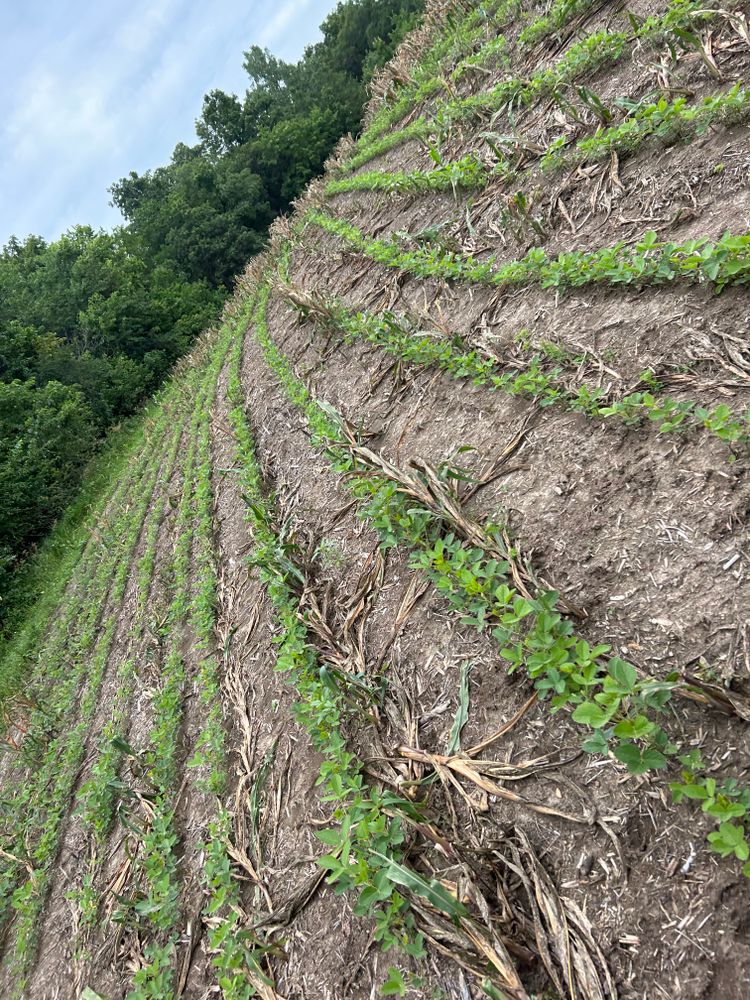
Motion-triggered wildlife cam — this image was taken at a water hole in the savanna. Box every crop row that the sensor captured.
[278,281,750,447]
[0,387,188,990]
[309,209,750,295]
[73,414,185,939]
[328,82,750,197]
[68,380,195,987]
[197,298,282,1000]
[361,0,522,147]
[0,415,151,713]
[0,396,177,931]
[0,413,157,719]
[242,246,750,879]
[343,0,739,174]
[181,312,279,1000]
[358,0,602,153]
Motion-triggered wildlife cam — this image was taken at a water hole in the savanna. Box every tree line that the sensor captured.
[0,0,422,620]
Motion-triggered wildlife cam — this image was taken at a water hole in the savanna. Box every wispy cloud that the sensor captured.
[258,0,315,48]
[0,0,335,243]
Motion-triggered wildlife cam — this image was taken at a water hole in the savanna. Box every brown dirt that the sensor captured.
[262,238,750,998]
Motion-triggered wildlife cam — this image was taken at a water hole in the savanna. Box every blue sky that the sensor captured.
[0,0,339,245]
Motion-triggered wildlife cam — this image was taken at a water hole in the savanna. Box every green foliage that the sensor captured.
[542,84,750,170]
[340,0,736,173]
[0,379,95,581]
[671,754,750,874]
[517,0,593,47]
[0,386,186,982]
[325,155,489,196]
[0,227,220,613]
[330,77,750,200]
[118,0,422,240]
[224,284,449,974]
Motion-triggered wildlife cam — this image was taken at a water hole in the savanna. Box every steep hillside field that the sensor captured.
[1,1,749,997]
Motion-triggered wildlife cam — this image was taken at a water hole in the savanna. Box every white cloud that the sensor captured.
[115,0,184,54]
[257,0,314,48]
[6,71,119,165]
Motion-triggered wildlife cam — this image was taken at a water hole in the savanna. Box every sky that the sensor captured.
[0,0,339,245]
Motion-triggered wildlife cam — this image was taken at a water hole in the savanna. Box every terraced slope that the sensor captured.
[1,0,749,997]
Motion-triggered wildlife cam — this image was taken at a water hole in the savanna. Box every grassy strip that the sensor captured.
[541,82,750,170]
[356,0,593,155]
[191,297,285,1000]
[0,411,160,716]
[343,0,742,174]
[516,0,593,48]
[1,393,185,990]
[182,309,283,997]
[4,390,182,709]
[251,252,750,878]
[280,283,750,446]
[360,0,520,147]
[330,82,750,197]
[308,209,750,293]
[0,415,146,698]
[326,154,489,196]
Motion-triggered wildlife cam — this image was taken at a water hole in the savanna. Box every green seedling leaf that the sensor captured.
[614,743,667,774]
[582,729,610,754]
[382,967,408,996]
[446,660,471,754]
[572,701,612,728]
[110,736,139,757]
[670,782,710,803]
[314,828,342,847]
[607,657,637,691]
[613,714,653,739]
[708,823,750,861]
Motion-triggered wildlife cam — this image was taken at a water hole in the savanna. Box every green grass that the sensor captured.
[123,335,232,1000]
[341,0,739,174]
[0,414,143,651]
[325,155,489,196]
[220,280,480,985]
[0,412,157,713]
[354,0,592,158]
[330,82,750,199]
[359,0,521,148]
